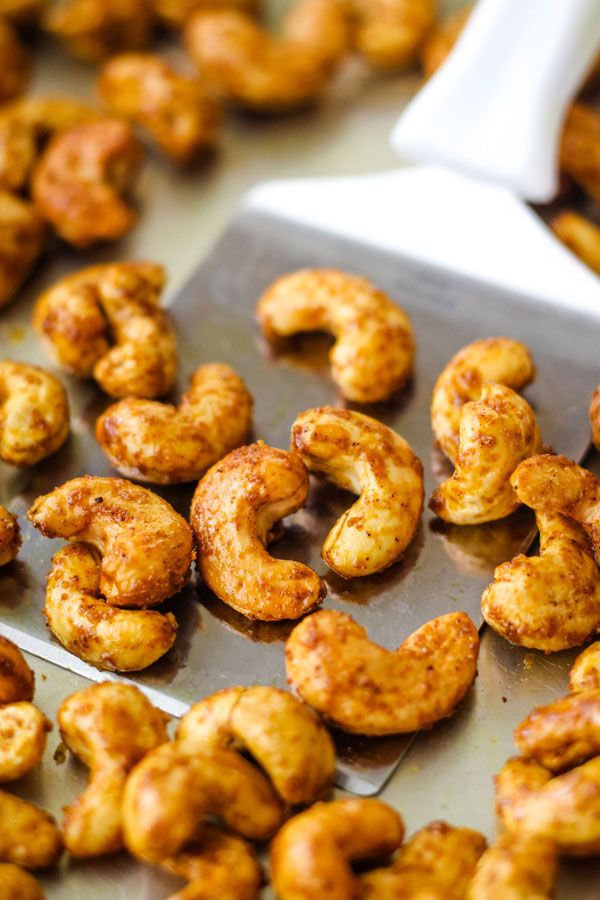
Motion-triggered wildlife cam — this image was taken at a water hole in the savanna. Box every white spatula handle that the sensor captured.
[392,0,600,202]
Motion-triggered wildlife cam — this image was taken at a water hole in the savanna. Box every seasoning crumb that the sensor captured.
[501,696,507,703]
[41,673,47,681]
[53,742,67,765]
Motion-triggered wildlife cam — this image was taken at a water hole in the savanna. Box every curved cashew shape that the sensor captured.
[256,269,414,403]
[29,476,193,608]
[560,103,600,205]
[420,5,472,78]
[285,609,479,735]
[0,791,62,868]
[177,685,335,804]
[99,53,221,163]
[191,442,326,621]
[270,798,404,900]
[481,512,600,652]
[45,0,154,62]
[34,261,177,399]
[0,20,29,105]
[44,544,178,671]
[32,119,143,248]
[514,689,600,773]
[347,0,436,70]
[0,637,49,782]
[0,507,20,566]
[0,361,69,467]
[0,191,45,309]
[590,384,600,450]
[431,337,536,463]
[0,864,44,900]
[361,821,486,900]
[553,211,600,278]
[96,364,253,484]
[0,636,34,704]
[291,407,423,577]
[153,0,259,28]
[467,832,557,900]
[185,0,350,112]
[571,642,600,693]
[58,681,169,856]
[430,384,542,525]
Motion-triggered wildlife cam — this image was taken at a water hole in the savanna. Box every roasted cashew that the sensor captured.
[495,755,600,855]
[345,0,436,70]
[553,211,600,277]
[177,685,335,804]
[191,442,326,621]
[0,19,29,105]
[360,820,486,900]
[44,545,178,671]
[98,53,221,164]
[29,476,193,608]
[420,5,472,78]
[0,191,45,309]
[431,337,536,463]
[0,635,34,704]
[0,637,49,782]
[270,798,404,900]
[96,363,253,484]
[152,0,259,29]
[0,361,69,467]
[590,384,600,454]
[185,0,351,112]
[32,118,144,248]
[285,609,479,735]
[0,791,62,868]
[256,269,414,403]
[58,681,169,856]
[44,0,154,62]
[0,864,44,900]
[0,506,20,566]
[571,642,600,693]
[33,262,178,399]
[481,512,600,652]
[430,384,542,525]
[560,103,600,205]
[467,832,557,900]
[291,406,423,577]
[514,689,600,772]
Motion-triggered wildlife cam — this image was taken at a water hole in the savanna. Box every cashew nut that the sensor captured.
[360,820,487,900]
[44,0,154,62]
[185,0,351,112]
[285,609,479,735]
[430,384,542,525]
[291,406,423,577]
[0,864,44,900]
[32,118,144,248]
[0,20,29,105]
[270,798,405,900]
[514,689,600,772]
[495,755,600,855]
[571,642,600,693]
[560,103,600,205]
[346,0,436,70]
[28,475,193,608]
[0,506,20,566]
[44,544,178,671]
[0,191,45,309]
[467,832,557,900]
[0,791,62,868]
[33,262,178,399]
[258,269,414,403]
[191,442,326,621]
[98,53,222,163]
[481,512,600,652]
[420,5,472,78]
[431,337,536,463]
[590,384,600,452]
[553,211,600,277]
[0,361,69,467]
[58,681,170,856]
[177,685,335,804]
[0,637,50,783]
[152,0,259,29]
[0,636,34,704]
[96,363,253,484]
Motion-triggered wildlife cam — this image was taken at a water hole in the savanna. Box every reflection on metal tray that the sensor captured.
[0,210,598,795]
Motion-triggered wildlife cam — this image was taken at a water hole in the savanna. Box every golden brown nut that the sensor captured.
[514,689,600,772]
[257,269,414,403]
[285,609,479,735]
[0,19,29,105]
[571,642,600,693]
[591,385,600,451]
[430,384,542,525]
[99,53,221,163]
[177,685,335,805]
[361,820,486,900]
[43,544,178,671]
[0,636,34,704]
[32,118,143,248]
[44,0,154,62]
[152,0,259,29]
[291,406,423,577]
[0,703,50,783]
[481,512,600,652]
[420,4,471,77]
[96,364,252,484]
[33,261,177,400]
[0,361,69,467]
[431,337,536,463]
[347,0,436,70]
[0,791,62,868]
[0,191,45,309]
[552,211,600,277]
[0,507,20,567]
[58,682,169,857]
[185,0,351,113]
[560,103,600,205]
[191,442,326,621]
[495,755,600,855]
[0,864,44,900]
[28,476,193,608]
[270,798,404,900]
[467,832,557,900]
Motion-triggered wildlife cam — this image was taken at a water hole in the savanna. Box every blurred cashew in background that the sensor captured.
[0,191,45,308]
[44,0,154,62]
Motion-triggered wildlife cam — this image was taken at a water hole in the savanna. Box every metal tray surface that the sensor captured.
[1,209,598,794]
